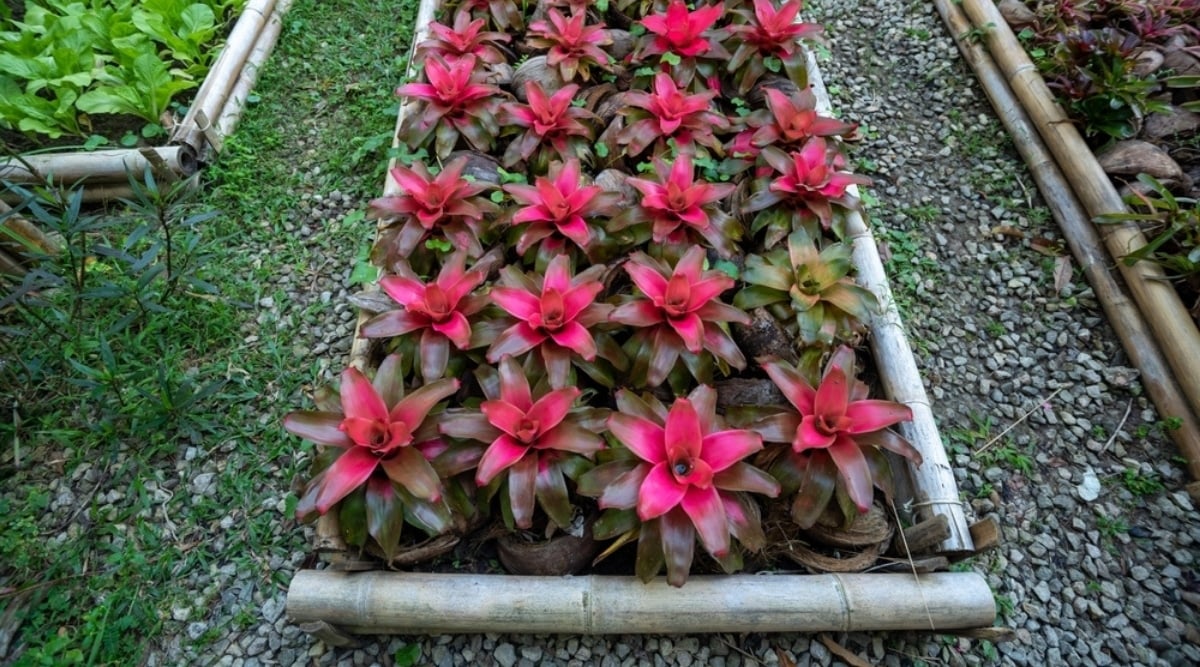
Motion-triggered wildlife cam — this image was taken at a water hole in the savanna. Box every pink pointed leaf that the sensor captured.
[637,462,688,520]
[680,486,729,556]
[476,434,530,485]
[315,447,378,513]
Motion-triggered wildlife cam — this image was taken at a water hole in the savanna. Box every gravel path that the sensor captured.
[150,0,1200,665]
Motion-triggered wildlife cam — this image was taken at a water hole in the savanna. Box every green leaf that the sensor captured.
[393,644,422,667]
[661,52,681,66]
[425,237,452,253]
[594,142,609,158]
[348,259,380,286]
[713,259,739,279]
[338,487,369,548]
[365,477,405,562]
[83,134,109,150]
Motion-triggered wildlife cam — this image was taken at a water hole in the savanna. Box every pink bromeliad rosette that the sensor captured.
[579,385,779,587]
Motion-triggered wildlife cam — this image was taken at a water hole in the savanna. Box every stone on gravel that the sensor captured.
[1143,107,1200,140]
[494,642,517,667]
[1097,139,1185,182]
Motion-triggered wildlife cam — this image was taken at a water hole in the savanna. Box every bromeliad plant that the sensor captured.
[285,355,460,561]
[729,87,857,162]
[752,348,920,528]
[448,0,524,32]
[734,228,879,346]
[487,254,622,389]
[725,0,823,95]
[635,0,730,89]
[743,139,870,238]
[360,251,493,383]
[578,386,780,587]
[610,245,750,388]
[398,54,503,158]
[499,81,598,171]
[526,7,613,83]
[502,158,621,261]
[618,72,730,158]
[368,156,499,263]
[612,153,741,257]
[440,357,608,531]
[417,12,512,66]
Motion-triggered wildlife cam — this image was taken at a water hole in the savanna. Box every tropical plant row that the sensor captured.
[286,0,924,587]
[0,0,247,144]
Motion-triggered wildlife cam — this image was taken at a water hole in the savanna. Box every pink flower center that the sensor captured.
[423,284,452,321]
[548,197,573,220]
[516,417,540,443]
[540,287,565,331]
[666,185,689,211]
[784,111,814,141]
[352,419,413,456]
[668,452,713,488]
[663,274,692,317]
[814,412,850,437]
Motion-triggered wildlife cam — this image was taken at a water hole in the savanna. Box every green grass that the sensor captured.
[0,0,419,663]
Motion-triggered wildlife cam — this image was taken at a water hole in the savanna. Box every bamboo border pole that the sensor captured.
[213,0,295,152]
[172,0,277,153]
[287,571,995,634]
[805,51,974,554]
[932,0,1200,479]
[0,147,197,186]
[960,0,1200,447]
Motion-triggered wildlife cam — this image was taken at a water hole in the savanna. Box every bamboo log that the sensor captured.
[932,0,1200,480]
[960,0,1200,449]
[0,147,197,186]
[287,571,996,634]
[214,0,295,151]
[804,52,974,554]
[172,0,278,153]
[0,247,25,277]
[0,201,61,258]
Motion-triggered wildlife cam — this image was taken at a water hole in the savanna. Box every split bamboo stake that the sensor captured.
[0,147,197,186]
[805,51,975,554]
[286,571,996,634]
[172,0,278,153]
[960,0,1200,445]
[933,0,1200,480]
[213,0,295,151]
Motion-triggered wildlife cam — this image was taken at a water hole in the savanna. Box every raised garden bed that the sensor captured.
[285,0,998,638]
[0,0,292,201]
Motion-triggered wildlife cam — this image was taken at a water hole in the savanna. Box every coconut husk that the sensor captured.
[746,76,802,108]
[782,540,888,573]
[445,150,504,186]
[363,533,461,567]
[807,502,894,549]
[497,519,600,576]
[511,56,567,102]
[607,29,636,61]
[731,307,800,364]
